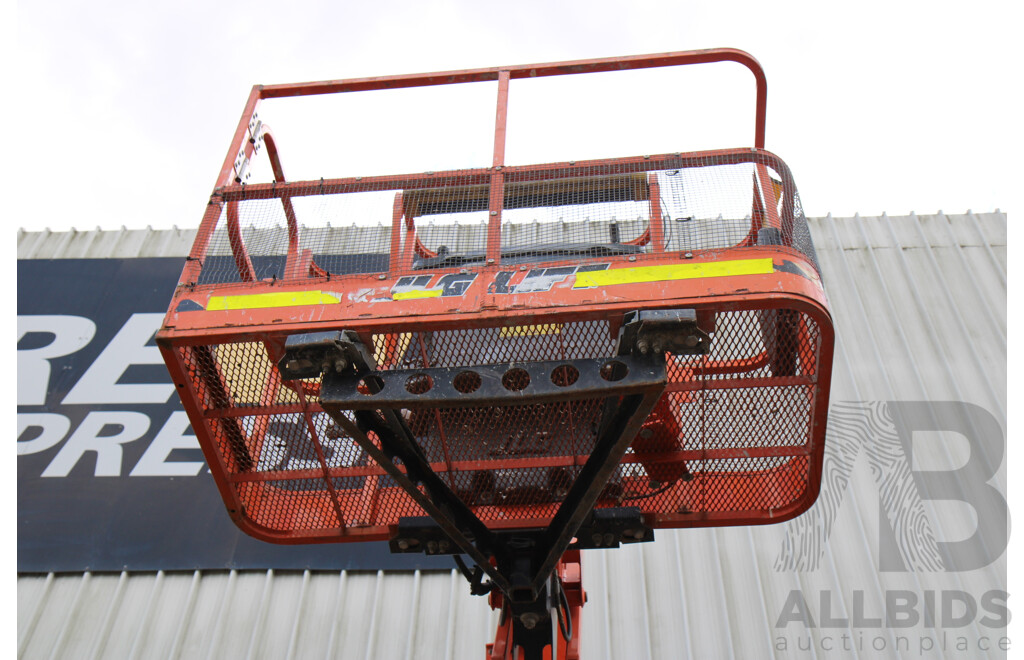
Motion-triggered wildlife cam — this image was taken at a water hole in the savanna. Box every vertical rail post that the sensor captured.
[486,70,511,265]
[647,172,666,252]
[390,192,406,271]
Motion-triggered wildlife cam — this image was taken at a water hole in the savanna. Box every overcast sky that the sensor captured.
[11,0,1020,232]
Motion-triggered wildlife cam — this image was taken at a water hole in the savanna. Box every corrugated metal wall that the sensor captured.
[18,212,1007,659]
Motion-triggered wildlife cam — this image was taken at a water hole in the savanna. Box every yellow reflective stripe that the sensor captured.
[572,258,774,289]
[207,291,341,311]
[499,324,561,338]
[392,289,443,301]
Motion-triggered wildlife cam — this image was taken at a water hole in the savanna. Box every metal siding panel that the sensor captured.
[287,570,341,659]
[810,214,1007,658]
[329,571,376,656]
[593,543,651,659]
[634,532,690,659]
[17,573,54,658]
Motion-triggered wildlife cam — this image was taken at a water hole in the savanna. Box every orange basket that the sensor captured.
[158,50,833,614]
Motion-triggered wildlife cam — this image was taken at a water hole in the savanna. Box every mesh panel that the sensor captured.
[193,156,816,285]
[176,307,823,538]
[616,456,812,515]
[374,322,616,369]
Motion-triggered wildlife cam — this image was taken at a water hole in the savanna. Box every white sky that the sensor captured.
[9,0,1021,232]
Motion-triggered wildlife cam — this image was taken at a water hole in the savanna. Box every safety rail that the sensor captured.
[180,48,783,287]
[185,146,801,286]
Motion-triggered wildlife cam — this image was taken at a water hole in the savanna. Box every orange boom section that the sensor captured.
[158,51,833,554]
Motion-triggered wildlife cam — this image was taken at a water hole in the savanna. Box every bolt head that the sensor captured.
[684,335,699,348]
[520,613,541,630]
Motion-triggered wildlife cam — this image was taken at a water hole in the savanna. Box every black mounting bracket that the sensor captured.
[305,330,666,606]
[277,330,362,380]
[620,308,711,356]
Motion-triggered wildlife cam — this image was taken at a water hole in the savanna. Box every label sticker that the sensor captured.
[391,272,478,300]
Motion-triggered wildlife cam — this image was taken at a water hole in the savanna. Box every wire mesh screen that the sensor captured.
[193,156,816,285]
[176,305,824,539]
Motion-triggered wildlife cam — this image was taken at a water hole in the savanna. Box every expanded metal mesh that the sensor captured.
[177,306,822,538]
[194,156,815,286]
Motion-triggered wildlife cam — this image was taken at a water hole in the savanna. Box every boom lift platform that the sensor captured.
[158,49,834,659]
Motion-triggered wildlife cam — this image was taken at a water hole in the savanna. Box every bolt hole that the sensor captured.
[357,374,385,395]
[600,360,628,382]
[551,364,579,387]
[501,367,530,392]
[405,373,433,394]
[453,370,482,394]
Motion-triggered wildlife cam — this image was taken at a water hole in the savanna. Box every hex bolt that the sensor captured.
[591,533,603,546]
[397,539,410,550]
[652,342,664,354]
[637,340,650,355]
[438,540,450,553]
[684,335,699,348]
[633,529,646,540]
[684,252,694,259]
[426,540,438,554]
[378,274,386,280]
[334,358,349,373]
[603,533,615,546]
[639,428,654,439]
[520,613,541,630]
[628,256,637,262]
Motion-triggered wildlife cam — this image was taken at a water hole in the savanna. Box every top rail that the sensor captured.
[256,48,768,148]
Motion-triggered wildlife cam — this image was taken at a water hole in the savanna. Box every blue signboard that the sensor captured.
[16,258,450,572]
